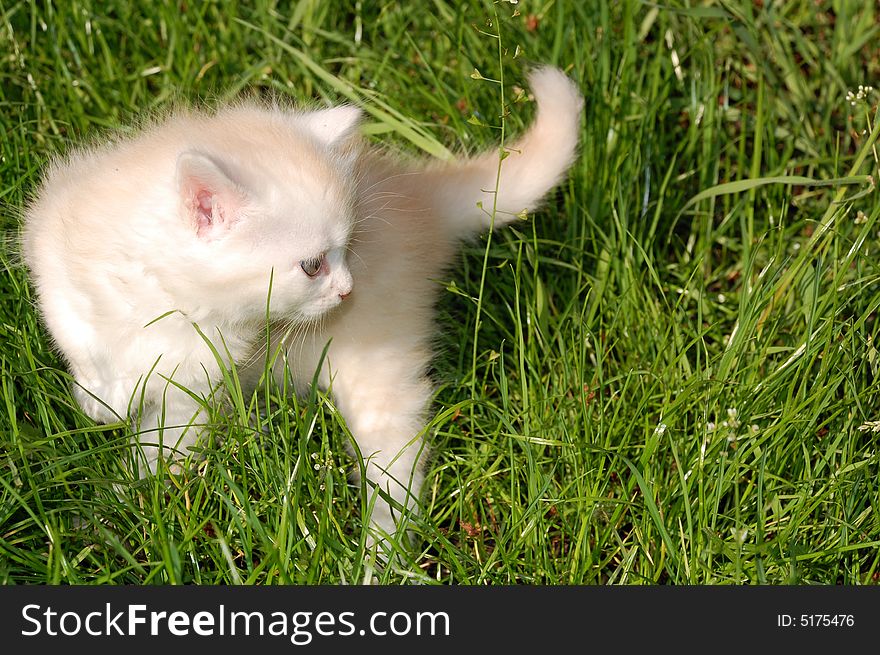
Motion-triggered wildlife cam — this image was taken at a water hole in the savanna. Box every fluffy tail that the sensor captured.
[423,66,584,235]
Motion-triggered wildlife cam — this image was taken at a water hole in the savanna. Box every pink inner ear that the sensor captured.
[195,189,215,235]
[177,152,243,239]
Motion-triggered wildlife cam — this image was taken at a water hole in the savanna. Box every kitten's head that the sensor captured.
[175,105,361,323]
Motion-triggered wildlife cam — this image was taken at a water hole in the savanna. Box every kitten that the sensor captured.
[22,66,583,549]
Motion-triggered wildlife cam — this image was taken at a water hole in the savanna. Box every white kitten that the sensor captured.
[22,66,583,549]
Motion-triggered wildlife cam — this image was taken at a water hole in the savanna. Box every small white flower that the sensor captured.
[731,527,749,544]
[726,407,740,430]
[847,85,875,106]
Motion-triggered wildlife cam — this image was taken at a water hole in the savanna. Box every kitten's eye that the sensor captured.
[300,255,324,278]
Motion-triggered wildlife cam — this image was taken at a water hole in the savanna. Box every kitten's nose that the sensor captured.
[338,274,353,300]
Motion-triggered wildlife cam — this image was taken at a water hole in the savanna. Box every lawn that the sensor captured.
[1,0,879,584]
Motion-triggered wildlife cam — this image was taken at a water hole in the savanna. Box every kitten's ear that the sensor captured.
[301,105,362,147]
[176,151,247,239]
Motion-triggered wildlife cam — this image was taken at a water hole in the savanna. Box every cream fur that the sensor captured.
[22,66,583,549]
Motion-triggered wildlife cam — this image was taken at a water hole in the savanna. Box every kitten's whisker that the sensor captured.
[345,245,366,269]
[357,170,422,196]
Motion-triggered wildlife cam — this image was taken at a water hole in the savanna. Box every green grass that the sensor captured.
[2,0,880,584]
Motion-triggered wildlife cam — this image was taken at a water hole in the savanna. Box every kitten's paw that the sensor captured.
[73,385,124,424]
[363,500,419,563]
[130,443,162,479]
[130,443,190,479]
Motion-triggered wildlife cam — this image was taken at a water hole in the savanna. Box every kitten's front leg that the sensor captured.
[131,385,208,477]
[321,350,433,551]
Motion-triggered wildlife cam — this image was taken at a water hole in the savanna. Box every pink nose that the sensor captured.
[339,290,351,300]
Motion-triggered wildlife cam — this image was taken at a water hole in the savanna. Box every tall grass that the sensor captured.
[1,0,879,584]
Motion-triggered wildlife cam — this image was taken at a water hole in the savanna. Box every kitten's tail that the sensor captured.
[424,66,584,236]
